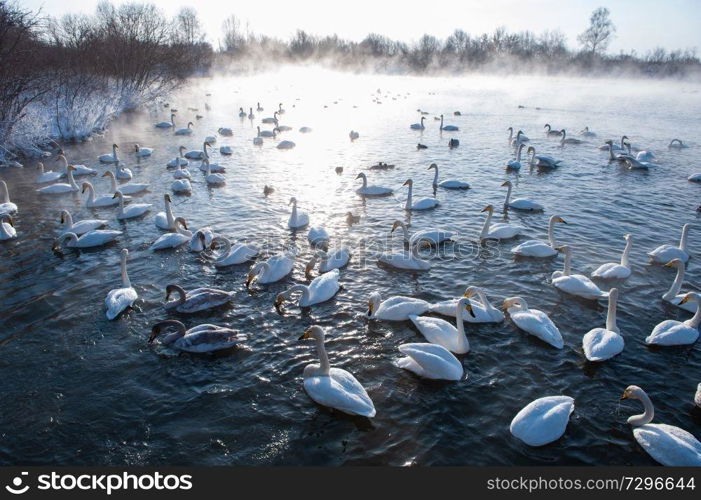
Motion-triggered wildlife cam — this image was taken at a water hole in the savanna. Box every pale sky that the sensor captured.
[25,0,701,54]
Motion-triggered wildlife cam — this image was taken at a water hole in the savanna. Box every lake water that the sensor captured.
[1,67,700,465]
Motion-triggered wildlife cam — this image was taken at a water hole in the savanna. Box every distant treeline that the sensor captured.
[0,1,699,160]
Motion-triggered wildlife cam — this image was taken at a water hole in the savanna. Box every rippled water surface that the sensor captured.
[1,68,701,465]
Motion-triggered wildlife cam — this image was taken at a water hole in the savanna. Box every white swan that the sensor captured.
[204,159,226,185]
[580,126,596,137]
[648,223,690,264]
[258,126,277,138]
[134,144,153,157]
[256,102,263,112]
[510,396,574,446]
[209,236,259,267]
[218,127,233,137]
[507,127,528,146]
[583,288,624,361]
[52,230,121,251]
[36,165,79,194]
[171,178,192,194]
[155,194,176,230]
[480,205,521,241]
[397,343,463,381]
[511,215,566,258]
[378,242,431,271]
[105,248,138,320]
[504,297,563,348]
[552,246,608,300]
[430,286,505,323]
[173,163,191,179]
[355,173,393,196]
[0,214,16,240]
[689,173,701,183]
[35,162,62,184]
[59,210,105,235]
[198,156,224,173]
[646,292,700,346]
[439,114,459,131]
[598,135,626,152]
[167,146,189,167]
[261,111,278,124]
[275,269,341,311]
[367,292,430,321]
[55,154,95,176]
[408,298,474,354]
[185,141,209,160]
[149,320,243,353]
[0,181,18,214]
[637,150,655,162]
[82,181,122,208]
[307,227,329,247]
[114,191,150,220]
[506,144,526,170]
[502,180,543,211]
[403,178,439,211]
[150,217,192,251]
[410,116,426,130]
[164,284,234,313]
[305,249,350,277]
[428,163,469,189]
[98,144,119,163]
[188,227,217,252]
[391,220,452,247]
[174,121,194,136]
[527,146,561,168]
[245,252,295,287]
[155,113,175,128]
[102,170,149,195]
[662,259,698,313]
[288,197,309,229]
[114,164,132,181]
[277,103,285,114]
[219,145,233,155]
[298,326,376,417]
[591,234,632,279]
[621,385,701,466]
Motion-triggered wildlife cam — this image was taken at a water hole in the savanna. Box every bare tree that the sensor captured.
[578,7,616,54]
[174,7,203,46]
[221,14,244,53]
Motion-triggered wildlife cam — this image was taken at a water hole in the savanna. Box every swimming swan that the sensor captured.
[397,343,463,381]
[662,259,698,313]
[428,163,469,189]
[355,173,393,196]
[275,269,341,311]
[288,197,310,229]
[103,170,149,195]
[501,180,543,211]
[583,287,624,361]
[164,284,234,313]
[408,298,474,354]
[391,220,452,247]
[298,325,376,417]
[552,245,608,300]
[36,165,79,194]
[114,191,151,220]
[52,230,121,251]
[621,385,701,466]
[480,205,521,241]
[98,144,119,163]
[245,253,295,287]
[646,292,700,346]
[648,223,690,264]
[511,215,566,258]
[591,234,633,280]
[503,297,563,348]
[367,292,430,321]
[59,210,106,235]
[510,396,574,446]
[155,194,177,230]
[149,320,243,353]
[208,236,259,267]
[0,214,16,240]
[150,217,192,251]
[403,179,439,211]
[429,286,504,323]
[105,248,138,320]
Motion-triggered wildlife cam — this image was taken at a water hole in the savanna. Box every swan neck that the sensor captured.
[215,236,231,259]
[454,302,470,351]
[67,168,77,189]
[405,183,413,210]
[0,182,8,203]
[120,252,131,288]
[679,225,689,251]
[432,167,438,186]
[108,173,117,191]
[315,334,331,376]
[628,392,654,426]
[547,217,557,247]
[562,250,572,275]
[476,288,495,312]
[663,264,684,300]
[480,210,492,238]
[606,292,618,332]
[516,145,522,162]
[503,184,512,206]
[687,300,701,328]
[621,238,632,266]
[165,198,174,225]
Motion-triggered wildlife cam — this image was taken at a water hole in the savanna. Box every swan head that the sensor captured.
[66,164,76,172]
[679,292,701,306]
[112,143,118,149]
[507,126,513,133]
[624,233,632,240]
[552,215,567,224]
[500,180,512,188]
[101,170,114,179]
[134,144,140,152]
[173,217,188,230]
[112,191,124,199]
[164,193,172,203]
[55,154,66,163]
[402,179,413,187]
[526,146,535,155]
[274,292,287,313]
[355,173,366,180]
[481,204,494,214]
[502,296,526,311]
[59,210,69,224]
[664,258,683,269]
[620,385,646,401]
[298,325,324,341]
[544,124,550,130]
[457,297,476,318]
[427,163,437,170]
[80,182,92,194]
[555,245,571,256]
[179,145,186,152]
[367,291,382,317]
[36,162,43,170]
[463,286,479,298]
[289,197,297,206]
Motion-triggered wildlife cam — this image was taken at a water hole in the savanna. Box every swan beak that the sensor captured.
[391,221,400,232]
[680,295,690,305]
[402,180,411,187]
[148,326,160,343]
[6,216,13,227]
[500,181,508,187]
[555,246,565,252]
[245,274,254,288]
[298,329,312,341]
[112,192,118,199]
[620,391,629,400]
[465,302,476,318]
[59,213,65,223]
[355,173,362,179]
[463,290,475,299]
[480,206,490,213]
[664,261,675,268]
[559,218,567,224]
[101,172,108,177]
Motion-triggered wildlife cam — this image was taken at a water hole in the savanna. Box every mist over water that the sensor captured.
[1,67,700,465]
